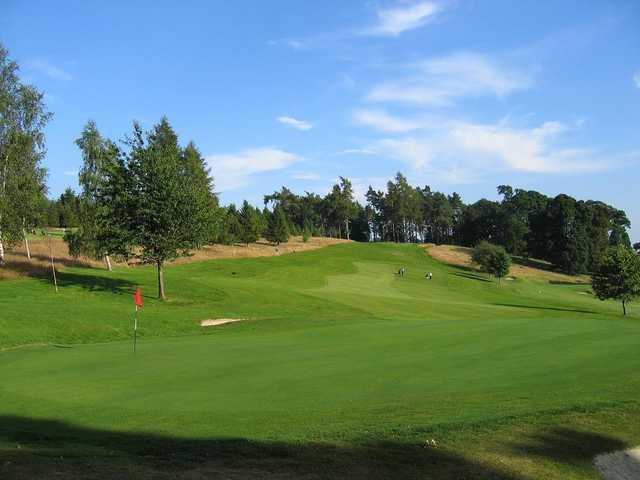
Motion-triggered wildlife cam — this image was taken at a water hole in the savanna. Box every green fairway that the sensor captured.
[1,243,639,478]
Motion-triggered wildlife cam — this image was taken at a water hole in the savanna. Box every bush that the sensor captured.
[64,230,84,259]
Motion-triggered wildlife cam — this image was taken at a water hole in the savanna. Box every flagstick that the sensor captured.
[134,305,138,353]
[48,234,58,293]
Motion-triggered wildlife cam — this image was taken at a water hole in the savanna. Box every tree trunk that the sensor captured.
[345,218,350,240]
[157,260,166,300]
[622,300,626,316]
[104,255,112,272]
[23,225,31,260]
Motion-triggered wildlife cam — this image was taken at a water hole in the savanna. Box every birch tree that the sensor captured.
[73,120,120,269]
[0,44,51,265]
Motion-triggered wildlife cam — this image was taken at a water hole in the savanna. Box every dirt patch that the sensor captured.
[424,244,591,284]
[0,235,350,280]
[594,447,640,480]
[200,318,244,327]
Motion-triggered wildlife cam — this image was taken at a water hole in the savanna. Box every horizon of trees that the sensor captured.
[1,42,636,290]
[43,169,634,276]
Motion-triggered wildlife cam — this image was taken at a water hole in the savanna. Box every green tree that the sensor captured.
[592,245,640,315]
[73,120,120,268]
[239,200,261,245]
[265,206,289,245]
[472,241,511,284]
[125,118,215,300]
[0,44,51,264]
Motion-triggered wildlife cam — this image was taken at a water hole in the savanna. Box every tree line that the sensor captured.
[1,42,638,301]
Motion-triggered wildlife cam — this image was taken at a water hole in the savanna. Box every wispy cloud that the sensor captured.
[337,148,377,156]
[206,147,301,191]
[373,137,434,169]
[291,171,321,180]
[367,52,532,106]
[363,1,441,37]
[355,117,608,179]
[27,59,73,81]
[634,71,640,89]
[448,120,604,173]
[277,116,314,130]
[63,169,78,177]
[352,109,432,132]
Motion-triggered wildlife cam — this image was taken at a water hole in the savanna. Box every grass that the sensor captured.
[1,242,639,478]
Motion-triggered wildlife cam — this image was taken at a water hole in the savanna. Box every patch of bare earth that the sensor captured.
[0,235,349,280]
[200,318,244,327]
[594,447,640,480]
[424,244,590,284]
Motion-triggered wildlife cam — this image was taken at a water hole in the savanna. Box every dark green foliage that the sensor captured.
[63,230,83,259]
[302,226,311,243]
[239,200,261,245]
[592,245,640,315]
[472,241,511,282]
[265,206,289,245]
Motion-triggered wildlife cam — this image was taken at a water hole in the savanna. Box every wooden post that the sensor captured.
[48,234,58,293]
[23,224,31,260]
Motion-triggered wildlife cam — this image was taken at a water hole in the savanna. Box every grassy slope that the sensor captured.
[1,242,639,478]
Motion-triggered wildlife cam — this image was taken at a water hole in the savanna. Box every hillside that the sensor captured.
[1,242,638,479]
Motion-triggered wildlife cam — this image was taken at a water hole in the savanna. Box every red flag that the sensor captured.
[134,288,143,308]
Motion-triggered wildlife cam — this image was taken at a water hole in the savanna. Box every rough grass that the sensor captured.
[0,242,639,478]
[1,234,348,280]
[426,244,591,284]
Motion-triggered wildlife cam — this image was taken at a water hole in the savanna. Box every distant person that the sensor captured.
[429,272,432,280]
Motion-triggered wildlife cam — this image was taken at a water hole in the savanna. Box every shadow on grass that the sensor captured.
[492,303,596,314]
[452,271,492,283]
[508,427,632,473]
[445,263,492,283]
[0,415,523,480]
[51,270,136,295]
[548,280,592,286]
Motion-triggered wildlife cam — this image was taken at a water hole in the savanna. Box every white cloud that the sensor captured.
[364,2,440,37]
[206,147,301,191]
[367,52,532,106]
[63,169,78,177]
[634,71,640,89]
[277,116,314,130]
[352,109,426,132]
[373,137,433,169]
[354,117,607,180]
[291,171,321,180]
[27,59,72,81]
[337,148,377,155]
[448,120,604,173]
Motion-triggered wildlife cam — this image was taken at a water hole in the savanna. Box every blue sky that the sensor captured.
[3,0,639,241]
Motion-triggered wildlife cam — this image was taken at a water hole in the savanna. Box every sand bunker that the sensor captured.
[200,318,244,327]
[594,447,640,480]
